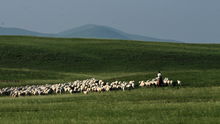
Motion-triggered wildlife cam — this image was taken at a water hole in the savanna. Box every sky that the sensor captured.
[0,0,220,43]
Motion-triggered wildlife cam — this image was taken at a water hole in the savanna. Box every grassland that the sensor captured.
[0,36,220,124]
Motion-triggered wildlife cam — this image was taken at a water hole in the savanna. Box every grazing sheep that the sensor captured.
[139,81,145,87]
[83,91,88,94]
[0,77,181,97]
[140,77,182,87]
[177,80,181,86]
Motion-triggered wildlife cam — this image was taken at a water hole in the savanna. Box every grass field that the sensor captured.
[0,36,220,124]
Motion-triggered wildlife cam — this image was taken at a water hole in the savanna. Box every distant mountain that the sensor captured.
[0,25,179,42]
[0,27,53,37]
[57,24,178,42]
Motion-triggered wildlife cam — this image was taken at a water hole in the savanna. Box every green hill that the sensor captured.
[0,36,220,124]
[0,36,219,87]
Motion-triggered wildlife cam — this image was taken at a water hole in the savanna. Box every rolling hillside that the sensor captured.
[0,36,219,87]
[0,25,178,42]
[0,36,220,124]
[0,27,53,37]
[57,24,178,42]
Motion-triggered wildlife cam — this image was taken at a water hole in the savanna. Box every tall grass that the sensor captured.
[0,87,220,124]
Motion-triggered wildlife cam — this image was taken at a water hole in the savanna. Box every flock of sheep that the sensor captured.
[0,78,135,97]
[0,77,181,97]
[139,77,181,87]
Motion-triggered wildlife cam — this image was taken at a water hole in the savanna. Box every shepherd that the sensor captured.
[157,71,163,86]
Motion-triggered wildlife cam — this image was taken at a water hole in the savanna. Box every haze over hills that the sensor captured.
[57,24,178,42]
[0,27,53,37]
[0,24,178,42]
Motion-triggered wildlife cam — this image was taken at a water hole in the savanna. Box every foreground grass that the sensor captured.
[0,87,220,124]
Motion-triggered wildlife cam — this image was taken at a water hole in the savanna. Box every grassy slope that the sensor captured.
[0,36,220,87]
[0,36,220,124]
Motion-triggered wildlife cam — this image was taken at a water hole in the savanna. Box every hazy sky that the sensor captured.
[0,0,220,42]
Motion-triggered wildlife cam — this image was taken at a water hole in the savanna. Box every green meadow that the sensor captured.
[0,36,220,124]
